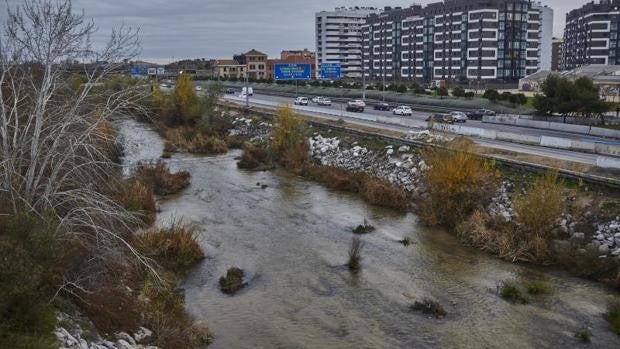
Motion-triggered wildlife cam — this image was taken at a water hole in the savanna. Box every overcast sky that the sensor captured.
[2,0,591,63]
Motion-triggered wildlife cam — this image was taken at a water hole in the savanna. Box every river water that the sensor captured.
[120,119,620,349]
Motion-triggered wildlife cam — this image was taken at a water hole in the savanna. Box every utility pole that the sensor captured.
[244,67,249,108]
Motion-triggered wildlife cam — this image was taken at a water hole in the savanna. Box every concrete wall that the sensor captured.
[483,115,620,139]
[596,156,620,169]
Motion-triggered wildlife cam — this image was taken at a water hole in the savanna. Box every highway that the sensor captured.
[227,92,620,146]
[222,93,607,167]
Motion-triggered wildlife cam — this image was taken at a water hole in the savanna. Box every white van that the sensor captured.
[241,87,254,96]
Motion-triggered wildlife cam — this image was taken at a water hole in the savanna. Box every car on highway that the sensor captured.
[316,97,332,106]
[393,105,413,116]
[450,111,468,123]
[241,87,254,96]
[311,96,323,103]
[346,100,365,112]
[467,109,495,120]
[425,113,455,124]
[194,85,203,91]
[294,97,309,106]
[373,102,391,111]
[225,88,236,94]
[159,83,171,88]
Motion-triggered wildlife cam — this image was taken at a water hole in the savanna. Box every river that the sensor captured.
[120,119,620,349]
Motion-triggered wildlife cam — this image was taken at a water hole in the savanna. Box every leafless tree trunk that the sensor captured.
[0,0,159,293]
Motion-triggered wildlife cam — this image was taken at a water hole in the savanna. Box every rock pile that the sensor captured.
[229,117,271,142]
[309,134,425,192]
[404,130,453,143]
[55,312,157,349]
[591,218,620,258]
[488,181,514,222]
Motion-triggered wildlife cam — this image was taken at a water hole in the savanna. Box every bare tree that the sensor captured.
[0,0,157,295]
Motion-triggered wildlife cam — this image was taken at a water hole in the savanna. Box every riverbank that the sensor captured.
[229,111,620,291]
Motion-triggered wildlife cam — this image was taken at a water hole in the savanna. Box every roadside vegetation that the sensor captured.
[0,1,209,348]
[532,75,610,119]
[151,75,233,155]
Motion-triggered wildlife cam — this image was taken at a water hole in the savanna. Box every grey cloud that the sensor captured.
[1,0,595,62]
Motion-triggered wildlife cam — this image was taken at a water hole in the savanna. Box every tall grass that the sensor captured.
[270,107,309,171]
[306,166,409,211]
[347,237,365,272]
[513,170,564,261]
[133,161,191,196]
[134,222,205,273]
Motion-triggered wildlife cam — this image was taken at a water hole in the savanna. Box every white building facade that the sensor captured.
[315,7,381,79]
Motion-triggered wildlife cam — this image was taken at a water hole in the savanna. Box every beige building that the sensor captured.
[244,49,269,79]
[213,59,246,79]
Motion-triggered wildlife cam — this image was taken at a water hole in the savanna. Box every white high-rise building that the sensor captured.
[315,7,381,78]
[531,2,554,72]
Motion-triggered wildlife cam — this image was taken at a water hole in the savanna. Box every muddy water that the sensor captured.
[120,119,620,349]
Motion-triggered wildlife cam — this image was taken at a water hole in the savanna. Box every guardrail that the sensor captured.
[483,115,620,140]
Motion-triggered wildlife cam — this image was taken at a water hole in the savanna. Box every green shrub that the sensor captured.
[353,219,375,234]
[498,281,528,304]
[0,213,61,349]
[410,299,447,318]
[526,280,553,295]
[606,300,620,335]
[574,329,592,343]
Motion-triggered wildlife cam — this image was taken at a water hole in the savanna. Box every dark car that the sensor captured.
[467,109,495,120]
[373,102,391,111]
[225,88,236,94]
[425,113,455,124]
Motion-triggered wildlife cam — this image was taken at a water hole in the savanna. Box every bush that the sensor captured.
[115,179,157,226]
[437,86,448,98]
[410,299,447,318]
[0,213,61,349]
[418,144,498,228]
[219,267,246,295]
[347,237,364,272]
[353,219,375,234]
[606,300,620,335]
[452,86,466,97]
[305,166,409,211]
[500,91,512,101]
[270,106,309,171]
[574,329,592,343]
[513,170,564,261]
[237,143,273,171]
[483,89,500,102]
[133,161,191,196]
[525,280,553,295]
[135,222,205,273]
[498,281,528,304]
[142,274,213,348]
[464,91,475,99]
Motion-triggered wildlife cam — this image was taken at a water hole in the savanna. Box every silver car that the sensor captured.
[450,111,468,123]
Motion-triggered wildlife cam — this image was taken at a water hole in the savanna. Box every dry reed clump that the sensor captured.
[163,127,228,154]
[410,299,447,318]
[115,179,157,226]
[237,143,273,171]
[134,223,205,273]
[306,166,409,211]
[133,161,191,196]
[347,236,364,272]
[418,145,498,228]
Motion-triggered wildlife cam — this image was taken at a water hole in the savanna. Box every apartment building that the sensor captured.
[552,37,563,71]
[212,59,246,79]
[315,7,381,78]
[360,0,552,83]
[563,0,620,70]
